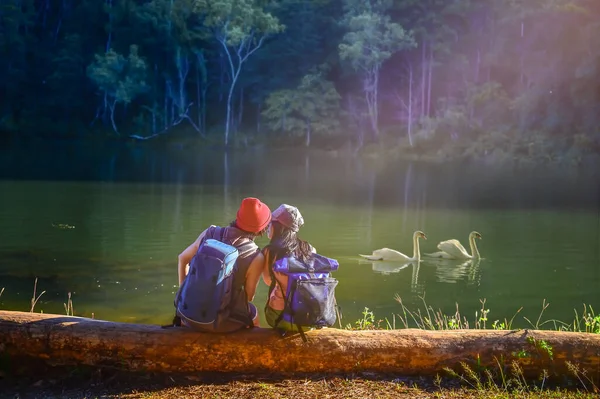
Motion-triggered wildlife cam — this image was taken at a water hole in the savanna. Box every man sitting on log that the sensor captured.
[174,197,271,332]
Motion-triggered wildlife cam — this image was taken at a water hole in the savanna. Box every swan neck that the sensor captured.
[413,234,421,261]
[470,236,480,259]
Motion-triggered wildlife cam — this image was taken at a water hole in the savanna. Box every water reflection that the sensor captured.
[362,259,423,297]
[421,258,482,286]
[1,141,598,210]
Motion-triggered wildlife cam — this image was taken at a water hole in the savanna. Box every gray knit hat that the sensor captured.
[271,204,304,232]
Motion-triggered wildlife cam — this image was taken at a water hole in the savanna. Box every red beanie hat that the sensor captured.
[236,197,271,233]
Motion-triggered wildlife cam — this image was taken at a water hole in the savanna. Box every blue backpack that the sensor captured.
[174,227,256,332]
[268,252,340,340]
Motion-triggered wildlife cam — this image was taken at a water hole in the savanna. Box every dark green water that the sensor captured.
[0,141,599,328]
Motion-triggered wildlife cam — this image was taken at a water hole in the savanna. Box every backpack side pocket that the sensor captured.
[288,277,339,328]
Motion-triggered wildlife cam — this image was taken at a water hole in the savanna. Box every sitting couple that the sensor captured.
[176,197,326,333]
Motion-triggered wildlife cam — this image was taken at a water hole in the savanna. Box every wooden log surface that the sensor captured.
[1,310,599,378]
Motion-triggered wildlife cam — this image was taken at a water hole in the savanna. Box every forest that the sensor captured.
[1,0,600,164]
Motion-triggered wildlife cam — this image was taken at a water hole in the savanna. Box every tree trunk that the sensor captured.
[1,311,599,378]
[238,86,244,132]
[225,82,235,146]
[305,118,311,147]
[520,21,525,91]
[346,96,364,151]
[474,48,481,85]
[105,0,112,52]
[175,48,189,117]
[364,67,379,137]
[407,63,413,147]
[152,99,157,135]
[102,91,109,123]
[42,0,49,28]
[421,39,426,118]
[220,42,240,147]
[164,80,169,130]
[219,51,226,103]
[108,98,118,135]
[426,46,433,117]
[195,52,208,136]
[218,32,266,146]
[196,61,201,134]
[256,102,261,134]
[372,67,379,136]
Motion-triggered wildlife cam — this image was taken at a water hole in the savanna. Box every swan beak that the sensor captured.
[422,234,427,240]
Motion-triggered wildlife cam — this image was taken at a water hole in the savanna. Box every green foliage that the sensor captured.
[527,336,554,360]
[572,304,600,334]
[86,45,149,134]
[48,35,86,90]
[194,0,284,45]
[262,70,341,144]
[345,306,394,330]
[87,45,149,106]
[339,6,415,72]
[467,82,511,127]
[244,0,337,106]
[0,0,599,155]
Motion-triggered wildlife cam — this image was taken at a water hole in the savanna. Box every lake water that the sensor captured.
[0,140,598,329]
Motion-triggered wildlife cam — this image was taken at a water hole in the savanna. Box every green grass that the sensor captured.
[344,295,600,396]
[382,294,600,334]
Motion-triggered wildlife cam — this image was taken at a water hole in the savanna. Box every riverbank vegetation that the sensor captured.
[347,298,600,334]
[1,0,600,165]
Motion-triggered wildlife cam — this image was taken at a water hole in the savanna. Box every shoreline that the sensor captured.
[3,133,600,172]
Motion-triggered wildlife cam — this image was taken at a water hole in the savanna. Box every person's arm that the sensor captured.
[177,227,211,286]
[245,251,265,302]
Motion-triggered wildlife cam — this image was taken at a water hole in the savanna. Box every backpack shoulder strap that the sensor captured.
[199,225,219,246]
[263,246,290,329]
[208,225,223,241]
[203,225,229,244]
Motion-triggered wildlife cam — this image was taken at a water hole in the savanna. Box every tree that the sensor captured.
[0,0,36,130]
[134,0,208,135]
[47,34,87,125]
[339,0,415,138]
[262,70,341,147]
[243,0,340,135]
[87,45,149,135]
[195,0,283,146]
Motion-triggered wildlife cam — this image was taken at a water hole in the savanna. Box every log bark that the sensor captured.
[1,311,599,379]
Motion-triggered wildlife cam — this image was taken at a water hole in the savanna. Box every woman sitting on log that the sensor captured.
[261,204,340,335]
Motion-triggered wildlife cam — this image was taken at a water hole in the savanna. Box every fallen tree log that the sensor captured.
[1,310,599,379]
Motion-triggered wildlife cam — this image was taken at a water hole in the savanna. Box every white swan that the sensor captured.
[359,231,427,262]
[424,231,482,260]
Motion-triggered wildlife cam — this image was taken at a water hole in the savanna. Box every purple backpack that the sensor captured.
[269,253,339,338]
[174,227,256,332]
